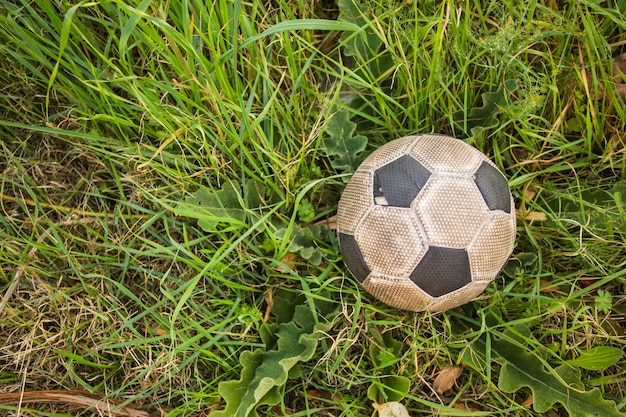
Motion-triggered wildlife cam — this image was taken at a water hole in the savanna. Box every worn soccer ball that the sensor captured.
[337,134,516,312]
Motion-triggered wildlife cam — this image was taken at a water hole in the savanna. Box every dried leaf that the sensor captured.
[523,184,537,201]
[521,395,534,408]
[271,404,293,415]
[372,401,410,417]
[275,252,298,273]
[305,389,343,402]
[518,210,548,222]
[432,365,463,394]
[613,53,626,81]
[539,280,562,294]
[0,390,151,417]
[451,403,481,412]
[313,214,337,230]
[141,326,167,336]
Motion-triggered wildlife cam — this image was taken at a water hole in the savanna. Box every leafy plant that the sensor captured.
[452,79,517,145]
[367,330,411,404]
[323,109,368,177]
[542,180,626,237]
[336,0,395,103]
[503,252,539,276]
[453,311,624,417]
[594,289,614,315]
[338,0,382,58]
[274,224,329,265]
[211,290,338,417]
[296,197,316,223]
[178,180,273,231]
[566,346,623,371]
[274,224,328,266]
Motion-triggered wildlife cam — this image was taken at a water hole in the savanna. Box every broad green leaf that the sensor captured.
[270,290,303,325]
[566,346,623,371]
[367,376,411,403]
[338,0,382,58]
[211,291,338,417]
[457,317,623,417]
[212,319,317,417]
[452,80,517,145]
[224,321,318,417]
[543,180,626,236]
[179,180,270,231]
[323,109,368,176]
[367,331,410,403]
[497,359,623,416]
[189,182,245,229]
[503,252,538,275]
[210,349,278,417]
[336,0,394,89]
[369,331,403,369]
[275,224,328,266]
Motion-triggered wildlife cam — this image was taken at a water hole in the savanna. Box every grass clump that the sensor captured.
[1,0,625,416]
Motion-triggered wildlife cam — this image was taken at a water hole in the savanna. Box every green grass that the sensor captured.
[0,0,625,415]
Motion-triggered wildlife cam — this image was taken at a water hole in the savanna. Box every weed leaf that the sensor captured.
[179,182,246,231]
[544,180,626,236]
[566,347,623,371]
[274,224,327,265]
[323,110,368,176]
[457,319,623,417]
[180,180,269,231]
[338,0,382,58]
[212,292,337,417]
[210,349,277,417]
[367,331,410,403]
[212,320,317,417]
[453,80,517,143]
[498,359,622,416]
[367,376,411,403]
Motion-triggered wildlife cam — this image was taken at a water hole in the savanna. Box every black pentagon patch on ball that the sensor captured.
[409,246,472,297]
[373,155,431,208]
[474,161,511,213]
[339,233,370,283]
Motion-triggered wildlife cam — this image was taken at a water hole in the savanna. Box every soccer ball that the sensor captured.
[337,134,516,312]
